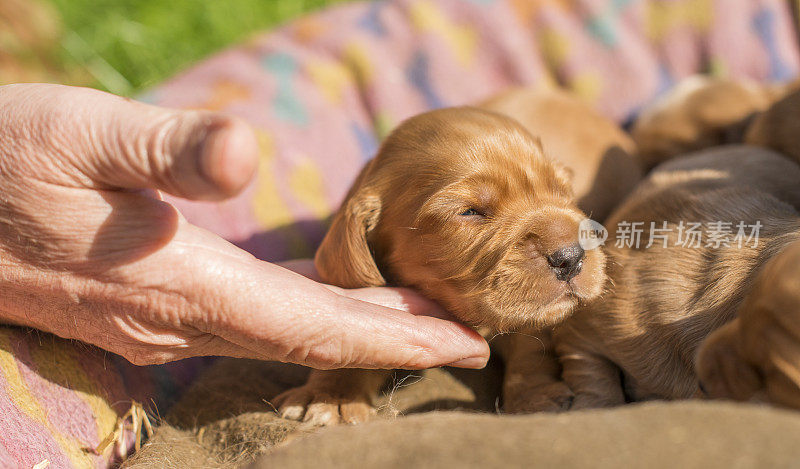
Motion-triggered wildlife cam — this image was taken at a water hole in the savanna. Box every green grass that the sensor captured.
[47,0,349,96]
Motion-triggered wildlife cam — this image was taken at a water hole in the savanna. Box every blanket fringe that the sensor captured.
[91,401,154,460]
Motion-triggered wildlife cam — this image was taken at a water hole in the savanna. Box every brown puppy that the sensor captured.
[744,85,800,161]
[695,89,800,409]
[697,239,800,409]
[483,87,641,223]
[630,75,789,170]
[533,88,800,411]
[273,102,614,425]
[480,87,641,411]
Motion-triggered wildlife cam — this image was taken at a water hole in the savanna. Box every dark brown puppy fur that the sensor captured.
[697,239,800,409]
[745,85,800,162]
[695,89,800,409]
[533,87,800,411]
[273,96,628,424]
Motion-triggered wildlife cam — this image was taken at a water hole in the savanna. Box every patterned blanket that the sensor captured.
[1,0,798,467]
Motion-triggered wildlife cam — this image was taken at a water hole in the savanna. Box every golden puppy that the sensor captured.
[630,75,789,170]
[483,87,641,223]
[533,88,800,411]
[480,87,641,412]
[273,91,633,425]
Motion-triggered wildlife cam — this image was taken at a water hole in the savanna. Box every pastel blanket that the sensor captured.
[1,1,799,467]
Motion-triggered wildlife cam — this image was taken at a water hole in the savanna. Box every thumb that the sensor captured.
[4,83,259,201]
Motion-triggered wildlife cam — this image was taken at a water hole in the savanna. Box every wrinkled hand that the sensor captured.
[0,84,488,369]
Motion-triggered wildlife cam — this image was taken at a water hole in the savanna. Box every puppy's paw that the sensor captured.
[696,240,800,410]
[696,319,763,402]
[272,385,375,426]
[504,381,574,413]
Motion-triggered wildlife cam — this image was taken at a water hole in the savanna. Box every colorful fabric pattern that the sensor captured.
[1,1,798,467]
[143,0,800,262]
[0,328,212,468]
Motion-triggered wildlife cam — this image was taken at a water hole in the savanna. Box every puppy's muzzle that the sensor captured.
[546,244,585,282]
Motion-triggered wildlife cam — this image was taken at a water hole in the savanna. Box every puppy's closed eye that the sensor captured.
[459,208,485,217]
[317,106,606,330]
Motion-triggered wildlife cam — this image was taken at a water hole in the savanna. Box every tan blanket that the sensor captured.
[122,358,800,468]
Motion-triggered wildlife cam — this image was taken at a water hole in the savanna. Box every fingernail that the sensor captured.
[198,119,258,199]
[445,356,489,369]
[198,122,231,190]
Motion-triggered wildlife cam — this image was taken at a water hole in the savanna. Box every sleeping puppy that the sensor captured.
[480,87,641,412]
[534,87,800,410]
[696,89,800,409]
[273,90,636,425]
[630,75,790,170]
[697,238,800,409]
[482,87,641,223]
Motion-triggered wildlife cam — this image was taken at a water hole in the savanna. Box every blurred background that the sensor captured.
[0,0,347,96]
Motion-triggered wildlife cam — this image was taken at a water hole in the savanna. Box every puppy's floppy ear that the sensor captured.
[314,187,385,288]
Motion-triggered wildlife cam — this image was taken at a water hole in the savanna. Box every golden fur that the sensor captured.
[274,88,637,425]
[482,86,641,222]
[526,86,800,412]
[315,107,604,331]
[631,75,790,170]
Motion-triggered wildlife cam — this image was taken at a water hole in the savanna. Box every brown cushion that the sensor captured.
[256,401,800,469]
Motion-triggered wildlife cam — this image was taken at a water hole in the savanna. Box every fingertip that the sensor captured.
[449,321,491,355]
[423,321,490,369]
[198,117,259,200]
[446,356,490,369]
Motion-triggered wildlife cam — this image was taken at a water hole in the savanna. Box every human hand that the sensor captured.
[0,83,489,369]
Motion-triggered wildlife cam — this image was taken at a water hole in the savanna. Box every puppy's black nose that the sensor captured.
[546,244,585,282]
